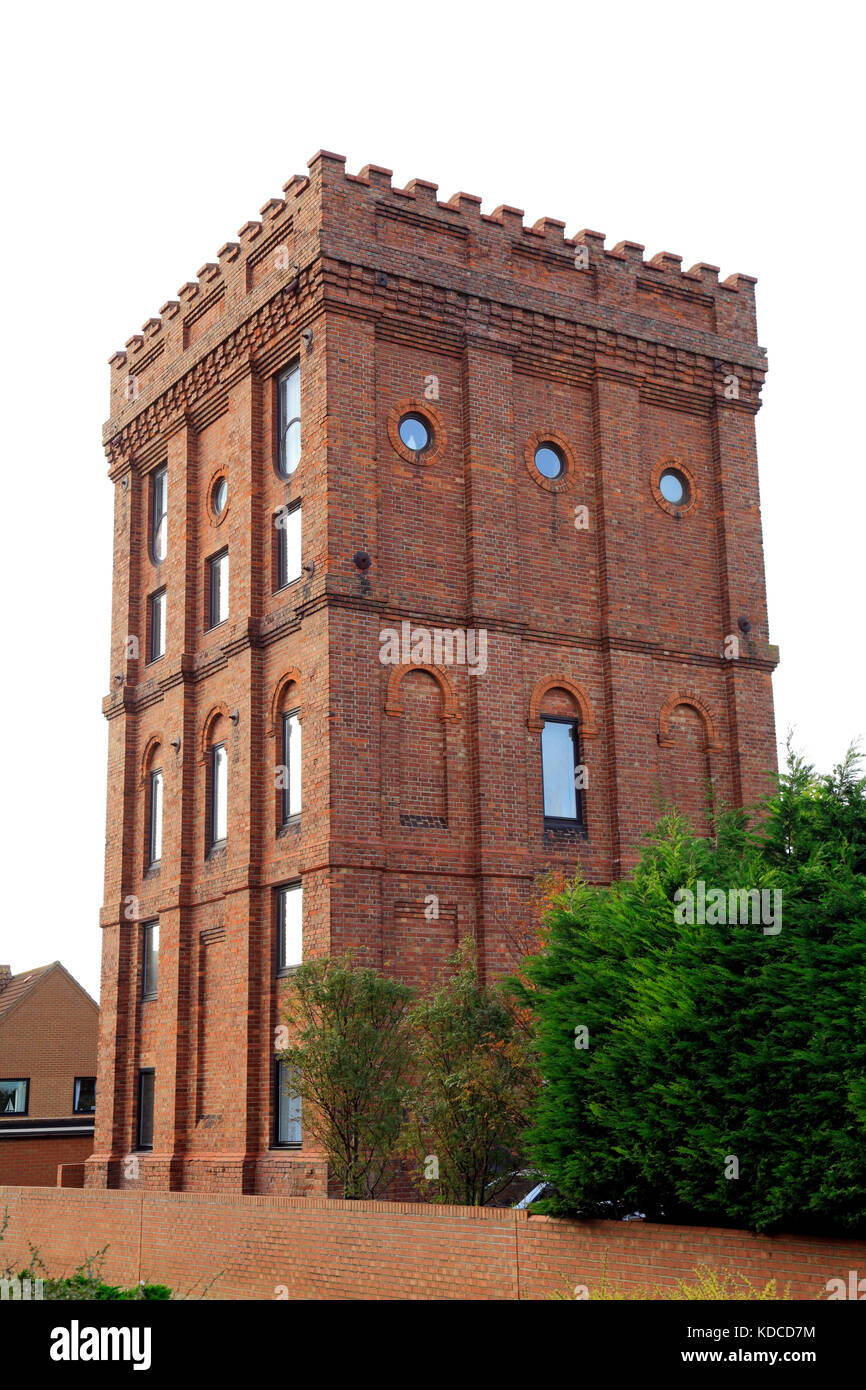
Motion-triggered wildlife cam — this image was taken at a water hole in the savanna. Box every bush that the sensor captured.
[551,1258,793,1300]
[278,955,415,1199]
[403,939,537,1205]
[516,746,866,1233]
[1,1215,173,1300]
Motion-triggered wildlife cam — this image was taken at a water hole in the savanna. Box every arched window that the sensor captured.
[277,680,302,825]
[538,686,584,828]
[148,766,163,867]
[277,363,301,477]
[203,712,230,852]
[151,465,167,564]
[141,738,164,870]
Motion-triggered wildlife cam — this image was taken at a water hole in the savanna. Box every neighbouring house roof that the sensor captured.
[0,961,98,1025]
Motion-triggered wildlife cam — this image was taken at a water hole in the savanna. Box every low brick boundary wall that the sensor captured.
[0,1186,862,1300]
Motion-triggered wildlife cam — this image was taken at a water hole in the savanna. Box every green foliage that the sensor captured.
[0,1217,172,1300]
[551,1256,793,1300]
[278,954,415,1199]
[403,939,538,1205]
[516,745,866,1233]
[38,1272,171,1301]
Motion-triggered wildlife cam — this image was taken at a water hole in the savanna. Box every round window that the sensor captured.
[212,476,227,517]
[534,444,565,481]
[658,468,689,507]
[398,414,431,454]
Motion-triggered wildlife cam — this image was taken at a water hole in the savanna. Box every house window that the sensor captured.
[148,769,163,866]
[534,443,565,481]
[398,413,431,455]
[281,711,302,821]
[142,920,159,999]
[276,503,302,589]
[210,743,227,846]
[541,717,583,824]
[0,1079,29,1115]
[274,1060,302,1145]
[73,1077,96,1115]
[149,588,166,662]
[212,475,227,518]
[659,467,690,507]
[277,882,303,972]
[151,466,167,563]
[137,1069,154,1150]
[208,549,229,628]
[278,363,301,477]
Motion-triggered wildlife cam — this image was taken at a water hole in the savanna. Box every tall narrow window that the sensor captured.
[208,550,229,628]
[278,363,301,477]
[276,503,302,589]
[149,588,166,662]
[211,742,227,845]
[274,1060,302,1145]
[281,711,302,821]
[137,1069,155,1150]
[142,921,159,998]
[151,466,167,563]
[277,882,303,972]
[541,717,582,824]
[148,769,163,866]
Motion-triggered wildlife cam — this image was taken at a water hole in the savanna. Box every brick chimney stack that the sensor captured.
[0,965,11,994]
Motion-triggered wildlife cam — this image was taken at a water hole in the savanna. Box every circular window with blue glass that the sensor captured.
[652,459,698,516]
[398,414,431,455]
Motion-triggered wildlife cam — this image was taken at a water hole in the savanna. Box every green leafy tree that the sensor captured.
[278,956,414,1199]
[404,939,537,1205]
[515,745,866,1233]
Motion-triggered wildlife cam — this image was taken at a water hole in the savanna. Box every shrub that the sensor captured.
[515,746,866,1233]
[278,955,415,1199]
[403,939,537,1205]
[551,1257,793,1300]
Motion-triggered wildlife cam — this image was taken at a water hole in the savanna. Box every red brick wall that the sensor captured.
[0,1188,860,1301]
[0,1138,93,1188]
[94,150,779,1195]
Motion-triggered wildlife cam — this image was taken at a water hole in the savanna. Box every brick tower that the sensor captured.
[87,150,777,1194]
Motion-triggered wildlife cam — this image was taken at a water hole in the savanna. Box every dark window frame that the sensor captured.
[207,548,229,630]
[272,1058,302,1148]
[209,742,227,849]
[281,710,301,824]
[73,1076,97,1115]
[148,587,166,663]
[276,880,303,975]
[142,919,159,1000]
[148,768,163,868]
[0,1078,30,1116]
[137,1068,155,1151]
[151,465,167,565]
[541,715,585,828]
[398,411,433,460]
[277,362,301,479]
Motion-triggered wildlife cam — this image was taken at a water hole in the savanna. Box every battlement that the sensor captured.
[107,148,762,420]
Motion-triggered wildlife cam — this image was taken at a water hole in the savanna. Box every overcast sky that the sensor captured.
[1,1,862,1000]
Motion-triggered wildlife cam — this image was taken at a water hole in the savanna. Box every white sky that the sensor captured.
[1,1,862,1001]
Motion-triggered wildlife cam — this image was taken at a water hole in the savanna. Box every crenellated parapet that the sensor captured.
[105,149,766,456]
